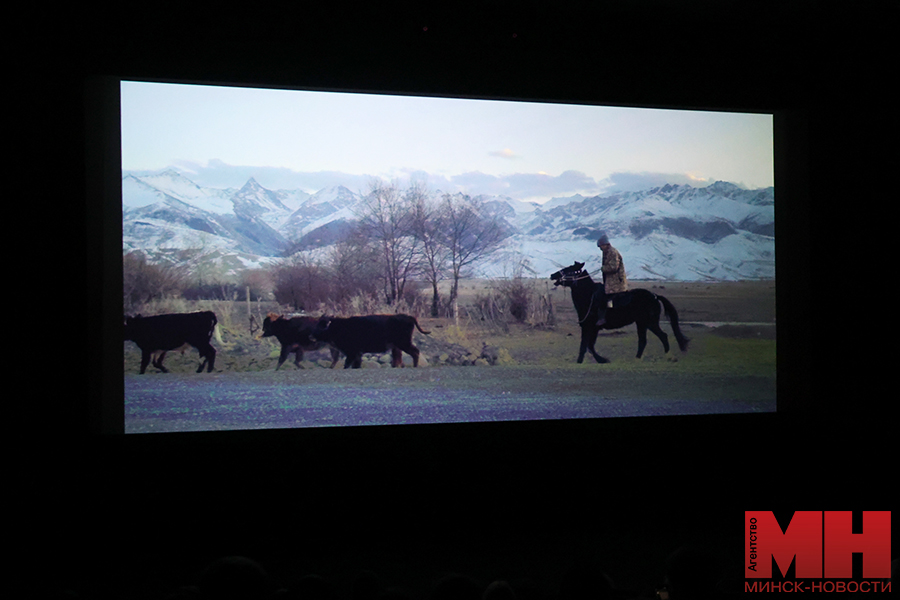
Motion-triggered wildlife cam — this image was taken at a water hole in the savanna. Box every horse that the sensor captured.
[549,261,689,363]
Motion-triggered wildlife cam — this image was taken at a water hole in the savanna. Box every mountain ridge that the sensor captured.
[122,171,774,281]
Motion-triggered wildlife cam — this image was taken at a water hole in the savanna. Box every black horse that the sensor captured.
[550,261,689,363]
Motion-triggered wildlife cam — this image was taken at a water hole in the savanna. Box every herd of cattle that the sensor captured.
[123,311,432,374]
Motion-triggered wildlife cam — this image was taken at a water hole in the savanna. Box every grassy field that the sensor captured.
[443,277,774,373]
[124,278,775,379]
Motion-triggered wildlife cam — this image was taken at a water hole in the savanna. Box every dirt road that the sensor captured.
[124,365,774,433]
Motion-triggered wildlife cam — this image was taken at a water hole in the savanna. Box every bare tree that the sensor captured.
[123,251,188,313]
[271,252,329,312]
[324,228,381,306]
[408,182,449,317]
[439,193,508,324]
[240,268,272,301]
[355,180,421,305]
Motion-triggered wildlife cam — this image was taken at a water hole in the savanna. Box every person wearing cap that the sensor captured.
[595,234,628,326]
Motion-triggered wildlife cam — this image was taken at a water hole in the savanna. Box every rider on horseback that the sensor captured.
[595,233,629,327]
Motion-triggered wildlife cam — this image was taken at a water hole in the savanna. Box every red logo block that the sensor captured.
[746,511,891,579]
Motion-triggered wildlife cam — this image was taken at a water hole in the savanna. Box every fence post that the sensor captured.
[247,286,255,335]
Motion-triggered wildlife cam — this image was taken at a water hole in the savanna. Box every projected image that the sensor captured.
[121,80,775,433]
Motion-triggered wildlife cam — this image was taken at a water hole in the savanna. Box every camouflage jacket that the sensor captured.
[601,245,629,294]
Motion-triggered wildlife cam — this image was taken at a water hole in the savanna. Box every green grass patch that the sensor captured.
[477,324,775,379]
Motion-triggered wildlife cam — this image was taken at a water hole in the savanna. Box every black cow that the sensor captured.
[311,314,431,369]
[258,313,341,370]
[124,311,218,374]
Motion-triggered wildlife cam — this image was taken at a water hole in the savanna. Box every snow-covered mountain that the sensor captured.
[494,181,774,280]
[122,170,774,281]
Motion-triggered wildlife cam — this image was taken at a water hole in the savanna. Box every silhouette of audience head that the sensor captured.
[663,545,720,600]
[482,580,517,600]
[57,541,776,600]
[557,560,615,600]
[429,574,482,600]
[351,570,383,600]
[198,556,271,600]
[274,574,339,600]
[165,586,201,599]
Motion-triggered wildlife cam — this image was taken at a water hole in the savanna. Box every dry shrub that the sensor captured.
[317,289,428,318]
[496,279,531,322]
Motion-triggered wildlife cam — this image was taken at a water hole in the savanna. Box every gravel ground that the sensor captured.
[124,366,775,433]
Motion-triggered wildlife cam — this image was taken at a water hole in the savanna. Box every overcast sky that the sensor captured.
[121,80,774,203]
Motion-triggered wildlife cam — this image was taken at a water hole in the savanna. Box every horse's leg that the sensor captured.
[586,326,609,363]
[635,322,648,358]
[577,327,588,363]
[591,349,610,364]
[647,320,670,353]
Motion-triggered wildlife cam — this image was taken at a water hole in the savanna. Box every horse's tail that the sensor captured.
[657,294,690,352]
